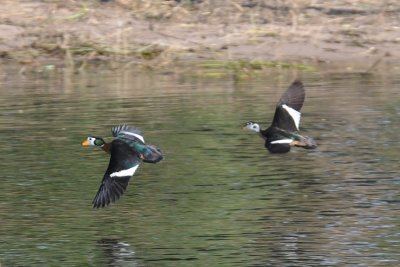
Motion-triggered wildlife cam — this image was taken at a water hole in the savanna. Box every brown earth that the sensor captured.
[0,0,399,71]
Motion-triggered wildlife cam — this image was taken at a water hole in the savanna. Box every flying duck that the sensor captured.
[82,125,163,208]
[243,81,317,153]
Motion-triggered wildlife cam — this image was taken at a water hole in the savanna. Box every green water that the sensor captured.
[0,67,399,266]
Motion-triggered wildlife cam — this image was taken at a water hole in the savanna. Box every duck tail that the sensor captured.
[300,136,318,149]
[294,135,317,149]
[142,144,164,163]
[133,143,164,163]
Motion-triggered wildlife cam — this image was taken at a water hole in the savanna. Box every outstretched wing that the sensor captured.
[112,124,164,164]
[271,81,305,132]
[111,125,145,144]
[277,80,305,111]
[92,139,141,208]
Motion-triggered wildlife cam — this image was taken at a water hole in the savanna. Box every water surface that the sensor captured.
[0,67,399,266]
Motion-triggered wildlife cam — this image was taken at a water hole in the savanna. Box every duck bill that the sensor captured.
[81,139,90,147]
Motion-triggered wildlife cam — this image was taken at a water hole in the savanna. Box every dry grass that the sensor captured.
[0,0,399,71]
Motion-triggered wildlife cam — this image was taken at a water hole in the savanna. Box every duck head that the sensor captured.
[243,121,261,133]
[82,136,106,147]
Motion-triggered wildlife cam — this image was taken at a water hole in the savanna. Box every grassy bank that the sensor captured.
[0,0,398,72]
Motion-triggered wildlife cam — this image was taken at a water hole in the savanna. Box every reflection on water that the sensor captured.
[0,67,399,266]
[97,239,141,266]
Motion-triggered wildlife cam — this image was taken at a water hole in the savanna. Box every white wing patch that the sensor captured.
[120,131,145,143]
[110,165,140,178]
[271,139,293,144]
[282,104,301,130]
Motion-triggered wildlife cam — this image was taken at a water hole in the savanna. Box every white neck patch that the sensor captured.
[282,104,301,130]
[110,165,140,178]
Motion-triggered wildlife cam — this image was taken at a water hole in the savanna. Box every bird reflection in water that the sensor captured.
[97,238,142,266]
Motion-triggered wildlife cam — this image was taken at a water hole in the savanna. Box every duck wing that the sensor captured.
[277,80,305,111]
[271,81,305,132]
[113,124,164,164]
[92,139,141,208]
[112,125,145,144]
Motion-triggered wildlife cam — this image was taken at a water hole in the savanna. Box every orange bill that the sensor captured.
[81,139,90,146]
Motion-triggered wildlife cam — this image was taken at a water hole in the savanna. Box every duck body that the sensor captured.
[243,81,317,154]
[261,126,316,154]
[82,125,163,208]
[116,136,163,163]
[110,125,164,163]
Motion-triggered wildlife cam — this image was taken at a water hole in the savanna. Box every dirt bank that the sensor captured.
[0,0,399,71]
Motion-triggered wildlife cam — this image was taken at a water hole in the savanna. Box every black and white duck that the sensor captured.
[82,125,163,208]
[243,81,317,154]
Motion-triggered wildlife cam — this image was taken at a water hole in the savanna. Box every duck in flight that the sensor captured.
[243,81,317,153]
[82,125,163,208]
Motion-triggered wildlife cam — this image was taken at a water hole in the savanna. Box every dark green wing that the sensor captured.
[112,124,164,164]
[138,144,164,163]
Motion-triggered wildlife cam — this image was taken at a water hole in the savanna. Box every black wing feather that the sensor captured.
[277,80,305,111]
[111,125,142,137]
[271,106,298,132]
[111,125,144,144]
[92,139,141,208]
[271,81,305,132]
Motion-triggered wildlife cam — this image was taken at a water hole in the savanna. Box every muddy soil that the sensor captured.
[0,0,399,70]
